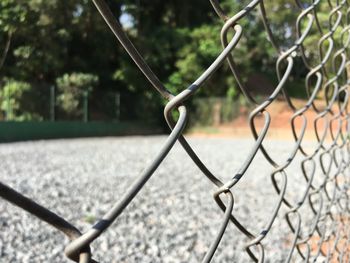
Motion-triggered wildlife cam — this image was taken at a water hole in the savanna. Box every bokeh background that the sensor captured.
[0,0,334,139]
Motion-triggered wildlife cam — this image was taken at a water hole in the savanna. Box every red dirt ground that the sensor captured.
[188,98,343,141]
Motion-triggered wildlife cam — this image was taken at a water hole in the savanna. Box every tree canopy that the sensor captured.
[0,0,332,122]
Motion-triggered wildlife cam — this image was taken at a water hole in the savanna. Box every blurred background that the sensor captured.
[0,0,333,141]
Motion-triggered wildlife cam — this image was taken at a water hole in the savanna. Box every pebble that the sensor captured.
[0,136,332,262]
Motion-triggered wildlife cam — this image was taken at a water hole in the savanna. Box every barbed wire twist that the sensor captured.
[1,0,350,262]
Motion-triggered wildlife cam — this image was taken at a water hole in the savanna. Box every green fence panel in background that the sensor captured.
[0,121,162,142]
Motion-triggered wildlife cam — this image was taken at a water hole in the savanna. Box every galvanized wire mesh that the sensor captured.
[1,0,350,262]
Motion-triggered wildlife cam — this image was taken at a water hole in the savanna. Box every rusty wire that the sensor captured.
[1,0,350,262]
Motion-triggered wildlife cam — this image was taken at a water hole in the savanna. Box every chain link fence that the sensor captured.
[0,85,122,122]
[2,0,350,262]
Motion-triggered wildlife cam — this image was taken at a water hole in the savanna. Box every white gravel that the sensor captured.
[0,136,326,262]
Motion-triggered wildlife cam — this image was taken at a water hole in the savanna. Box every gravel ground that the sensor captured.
[0,136,325,262]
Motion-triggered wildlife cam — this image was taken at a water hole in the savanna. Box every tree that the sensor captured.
[56,72,98,118]
[0,0,334,123]
[0,0,27,70]
[0,79,42,120]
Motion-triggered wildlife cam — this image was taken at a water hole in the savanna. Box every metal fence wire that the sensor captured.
[2,0,350,262]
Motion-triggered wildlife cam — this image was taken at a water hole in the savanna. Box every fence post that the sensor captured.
[83,90,89,122]
[115,92,120,121]
[50,85,55,122]
[6,88,11,121]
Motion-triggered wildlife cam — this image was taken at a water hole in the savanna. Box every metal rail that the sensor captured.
[1,0,350,262]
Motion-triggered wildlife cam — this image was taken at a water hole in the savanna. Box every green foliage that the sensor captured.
[167,24,240,97]
[0,0,338,124]
[0,0,27,33]
[0,79,41,120]
[56,73,98,116]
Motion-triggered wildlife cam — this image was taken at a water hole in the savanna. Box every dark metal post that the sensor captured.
[50,85,55,121]
[6,88,11,121]
[83,90,89,122]
[115,92,120,121]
